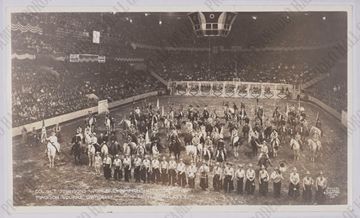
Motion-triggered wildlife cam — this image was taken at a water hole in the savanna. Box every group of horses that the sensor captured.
[44,102,323,170]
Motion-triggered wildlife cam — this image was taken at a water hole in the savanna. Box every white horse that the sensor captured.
[192,133,203,160]
[100,143,109,158]
[84,129,93,145]
[290,138,301,161]
[307,138,322,162]
[123,142,132,156]
[47,141,60,168]
[231,129,240,157]
[270,130,280,157]
[185,144,198,163]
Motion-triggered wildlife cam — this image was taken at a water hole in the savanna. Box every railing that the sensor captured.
[12,91,158,137]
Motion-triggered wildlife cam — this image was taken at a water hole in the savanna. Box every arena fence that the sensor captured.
[306,95,347,128]
[12,91,159,137]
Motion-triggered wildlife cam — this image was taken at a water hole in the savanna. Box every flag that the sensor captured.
[156,98,160,109]
[92,30,100,44]
[161,106,164,117]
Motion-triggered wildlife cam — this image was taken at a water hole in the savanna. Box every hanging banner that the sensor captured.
[69,54,80,63]
[98,56,106,63]
[93,30,100,44]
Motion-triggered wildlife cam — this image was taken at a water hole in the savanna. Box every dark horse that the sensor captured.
[169,134,183,160]
[71,134,83,165]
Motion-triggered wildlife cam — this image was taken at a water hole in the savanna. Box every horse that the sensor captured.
[270,130,280,157]
[290,138,301,161]
[122,142,131,156]
[100,143,109,159]
[71,139,82,165]
[215,147,226,163]
[47,141,59,168]
[307,138,322,162]
[202,146,212,166]
[258,153,272,169]
[169,136,183,161]
[231,129,240,157]
[183,132,193,146]
[136,144,146,158]
[109,141,121,158]
[192,133,203,160]
[185,144,198,163]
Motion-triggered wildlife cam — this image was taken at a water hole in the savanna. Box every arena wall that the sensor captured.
[12,91,158,137]
[307,95,343,121]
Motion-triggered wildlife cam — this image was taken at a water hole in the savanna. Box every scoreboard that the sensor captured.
[188,12,237,37]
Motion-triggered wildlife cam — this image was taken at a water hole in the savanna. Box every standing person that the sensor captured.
[160,156,169,185]
[41,124,47,144]
[123,154,132,182]
[302,171,314,204]
[113,155,123,181]
[250,130,260,158]
[288,167,300,199]
[245,163,256,195]
[94,152,102,176]
[152,156,161,184]
[259,165,270,196]
[235,164,245,195]
[315,171,328,204]
[187,160,197,188]
[102,154,112,180]
[223,162,234,193]
[199,161,210,190]
[177,159,186,187]
[213,162,223,191]
[133,155,142,183]
[270,166,283,198]
[141,155,151,183]
[168,156,177,186]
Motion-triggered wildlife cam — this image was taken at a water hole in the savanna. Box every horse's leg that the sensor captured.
[48,154,52,168]
[51,155,55,168]
[88,153,91,167]
[75,154,78,165]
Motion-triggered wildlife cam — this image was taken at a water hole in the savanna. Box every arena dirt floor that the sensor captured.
[12,96,347,206]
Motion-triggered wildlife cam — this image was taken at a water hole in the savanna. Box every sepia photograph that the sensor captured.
[7,6,351,211]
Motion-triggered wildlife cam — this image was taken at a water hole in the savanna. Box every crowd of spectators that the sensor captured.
[12,60,163,127]
[153,50,318,85]
[11,12,347,126]
[306,70,347,112]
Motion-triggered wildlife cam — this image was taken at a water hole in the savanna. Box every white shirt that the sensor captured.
[187,165,197,178]
[168,160,177,169]
[246,169,255,181]
[235,169,245,179]
[290,172,300,185]
[113,158,122,167]
[177,163,186,173]
[143,159,151,168]
[152,160,160,169]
